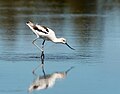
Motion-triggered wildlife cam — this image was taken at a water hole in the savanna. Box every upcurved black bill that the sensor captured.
[65,43,75,50]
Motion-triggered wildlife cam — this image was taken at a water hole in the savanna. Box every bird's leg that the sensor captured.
[32,37,43,51]
[40,40,45,66]
[41,40,45,51]
[32,40,46,75]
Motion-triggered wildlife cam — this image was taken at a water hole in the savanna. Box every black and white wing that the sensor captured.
[34,24,49,34]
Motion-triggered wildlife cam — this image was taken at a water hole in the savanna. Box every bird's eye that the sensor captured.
[63,40,65,42]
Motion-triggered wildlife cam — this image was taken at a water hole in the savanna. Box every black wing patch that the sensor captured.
[33,25,48,34]
[42,26,49,33]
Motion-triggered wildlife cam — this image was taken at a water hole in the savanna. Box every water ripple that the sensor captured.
[0,53,89,62]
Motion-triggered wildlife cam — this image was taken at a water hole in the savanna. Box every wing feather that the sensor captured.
[33,25,49,34]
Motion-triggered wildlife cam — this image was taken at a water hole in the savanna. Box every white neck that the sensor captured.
[52,38,62,43]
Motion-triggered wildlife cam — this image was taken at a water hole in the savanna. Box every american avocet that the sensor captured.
[26,21,75,51]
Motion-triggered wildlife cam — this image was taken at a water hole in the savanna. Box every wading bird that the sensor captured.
[26,21,75,51]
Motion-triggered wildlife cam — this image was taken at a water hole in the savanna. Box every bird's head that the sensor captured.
[59,38,67,44]
[59,38,75,50]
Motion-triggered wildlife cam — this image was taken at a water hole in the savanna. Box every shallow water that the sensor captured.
[0,0,120,94]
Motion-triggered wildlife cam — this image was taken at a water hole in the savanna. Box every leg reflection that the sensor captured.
[41,64,46,78]
[32,50,45,75]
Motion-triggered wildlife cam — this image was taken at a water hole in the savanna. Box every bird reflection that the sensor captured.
[28,66,74,92]
[29,46,74,92]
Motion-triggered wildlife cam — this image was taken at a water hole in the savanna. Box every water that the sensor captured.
[0,0,120,94]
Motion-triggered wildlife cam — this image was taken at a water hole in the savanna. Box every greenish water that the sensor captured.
[0,0,120,94]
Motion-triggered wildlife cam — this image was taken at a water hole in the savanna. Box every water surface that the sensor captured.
[0,0,120,94]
